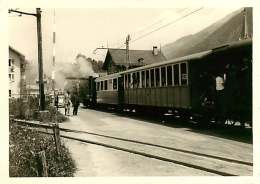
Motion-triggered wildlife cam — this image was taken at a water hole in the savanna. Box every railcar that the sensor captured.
[88,39,252,126]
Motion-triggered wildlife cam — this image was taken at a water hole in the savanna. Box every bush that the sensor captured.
[9,96,68,123]
[9,97,39,120]
[48,106,68,123]
[9,123,77,177]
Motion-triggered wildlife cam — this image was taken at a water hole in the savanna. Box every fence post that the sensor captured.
[37,150,48,177]
[53,123,61,158]
[9,115,14,123]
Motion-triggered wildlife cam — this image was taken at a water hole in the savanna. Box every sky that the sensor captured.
[8,7,241,74]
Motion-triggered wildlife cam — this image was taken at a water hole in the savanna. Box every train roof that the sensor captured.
[95,39,252,82]
[95,72,122,82]
[95,50,210,82]
[66,77,89,80]
[121,50,212,75]
[212,38,252,52]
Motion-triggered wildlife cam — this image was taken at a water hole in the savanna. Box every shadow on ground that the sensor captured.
[81,106,252,144]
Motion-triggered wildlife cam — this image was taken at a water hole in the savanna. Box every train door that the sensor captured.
[88,76,97,106]
[118,76,124,107]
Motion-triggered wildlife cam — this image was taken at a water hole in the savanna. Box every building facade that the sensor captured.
[9,46,26,98]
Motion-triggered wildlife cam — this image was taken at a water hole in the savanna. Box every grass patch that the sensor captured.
[9,97,75,177]
[9,123,77,177]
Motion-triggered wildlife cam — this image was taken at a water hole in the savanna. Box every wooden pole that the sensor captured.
[53,123,61,157]
[36,8,45,111]
[37,150,48,177]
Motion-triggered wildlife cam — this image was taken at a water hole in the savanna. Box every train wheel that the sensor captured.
[226,119,235,126]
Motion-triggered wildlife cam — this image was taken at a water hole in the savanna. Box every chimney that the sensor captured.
[153,46,158,56]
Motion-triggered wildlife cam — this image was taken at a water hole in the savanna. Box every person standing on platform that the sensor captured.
[54,92,59,110]
[215,72,225,122]
[72,93,80,115]
[64,91,71,116]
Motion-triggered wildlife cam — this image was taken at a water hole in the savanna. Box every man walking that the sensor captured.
[72,93,80,115]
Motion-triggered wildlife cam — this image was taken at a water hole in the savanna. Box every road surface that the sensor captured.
[59,107,252,176]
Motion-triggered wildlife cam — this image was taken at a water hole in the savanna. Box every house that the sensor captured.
[102,46,166,74]
[26,85,41,96]
[26,78,50,96]
[9,46,26,98]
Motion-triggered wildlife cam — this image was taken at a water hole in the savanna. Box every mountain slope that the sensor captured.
[162,8,252,59]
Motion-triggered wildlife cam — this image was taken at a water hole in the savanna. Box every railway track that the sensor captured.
[12,120,252,176]
[60,127,252,166]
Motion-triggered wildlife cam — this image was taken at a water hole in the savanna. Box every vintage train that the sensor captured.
[85,39,252,126]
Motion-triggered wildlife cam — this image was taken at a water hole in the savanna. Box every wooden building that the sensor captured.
[103,46,166,74]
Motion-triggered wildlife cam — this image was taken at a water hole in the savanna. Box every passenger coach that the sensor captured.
[92,39,252,125]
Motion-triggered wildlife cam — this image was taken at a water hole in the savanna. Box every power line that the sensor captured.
[118,7,204,48]
[132,8,189,38]
[109,9,189,49]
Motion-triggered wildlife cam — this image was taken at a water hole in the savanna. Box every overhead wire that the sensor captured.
[131,8,189,39]
[108,8,189,49]
[117,7,204,48]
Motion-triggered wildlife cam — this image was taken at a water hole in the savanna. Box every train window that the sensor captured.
[167,65,173,86]
[151,69,155,87]
[161,67,166,87]
[146,70,150,87]
[109,79,113,90]
[180,63,188,85]
[101,81,103,90]
[113,78,117,90]
[155,68,160,87]
[128,74,131,88]
[97,82,100,91]
[132,73,137,88]
[174,64,180,86]
[137,72,140,88]
[104,80,108,90]
[141,71,145,88]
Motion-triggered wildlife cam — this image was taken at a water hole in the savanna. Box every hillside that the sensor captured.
[162,8,252,59]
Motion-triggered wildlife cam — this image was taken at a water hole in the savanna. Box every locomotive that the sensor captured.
[85,39,252,127]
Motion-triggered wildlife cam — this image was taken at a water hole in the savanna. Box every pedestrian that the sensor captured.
[215,72,225,122]
[72,93,80,115]
[54,92,59,110]
[64,91,71,116]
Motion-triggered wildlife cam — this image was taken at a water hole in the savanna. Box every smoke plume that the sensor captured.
[54,54,99,90]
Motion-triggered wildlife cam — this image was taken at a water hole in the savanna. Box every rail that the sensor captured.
[11,118,252,176]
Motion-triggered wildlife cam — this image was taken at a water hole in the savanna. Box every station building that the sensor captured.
[103,46,166,74]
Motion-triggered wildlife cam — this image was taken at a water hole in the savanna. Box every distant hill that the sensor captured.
[162,8,252,59]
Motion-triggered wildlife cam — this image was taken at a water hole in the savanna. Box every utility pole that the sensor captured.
[125,34,130,69]
[52,9,56,93]
[36,8,45,111]
[9,8,45,110]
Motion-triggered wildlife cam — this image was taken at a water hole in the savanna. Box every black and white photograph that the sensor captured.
[2,0,258,181]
